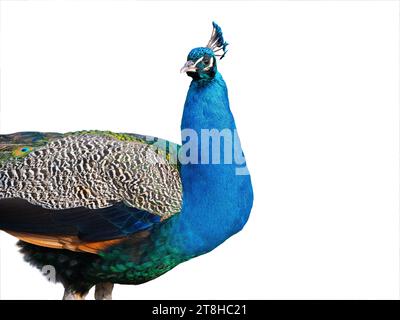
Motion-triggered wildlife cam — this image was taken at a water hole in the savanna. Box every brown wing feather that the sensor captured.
[6,230,128,254]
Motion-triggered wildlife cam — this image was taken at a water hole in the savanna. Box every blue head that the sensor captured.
[180,22,228,81]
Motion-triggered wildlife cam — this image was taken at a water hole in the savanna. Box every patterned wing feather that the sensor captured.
[0,131,182,252]
[0,132,182,218]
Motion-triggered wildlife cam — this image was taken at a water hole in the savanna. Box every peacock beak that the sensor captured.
[180,60,197,73]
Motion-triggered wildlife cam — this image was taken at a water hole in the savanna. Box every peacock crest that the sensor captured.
[206,21,229,59]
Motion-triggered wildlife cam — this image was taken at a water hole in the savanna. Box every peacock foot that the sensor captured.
[94,282,114,300]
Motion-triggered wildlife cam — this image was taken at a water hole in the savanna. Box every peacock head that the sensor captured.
[180,22,228,81]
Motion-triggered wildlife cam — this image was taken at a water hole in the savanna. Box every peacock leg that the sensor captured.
[95,282,114,300]
[62,289,89,300]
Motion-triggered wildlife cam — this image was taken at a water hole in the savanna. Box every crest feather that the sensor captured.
[206,22,229,59]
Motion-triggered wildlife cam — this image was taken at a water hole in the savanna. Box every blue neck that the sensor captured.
[173,72,253,256]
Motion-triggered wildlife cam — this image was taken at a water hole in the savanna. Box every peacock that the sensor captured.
[0,22,253,300]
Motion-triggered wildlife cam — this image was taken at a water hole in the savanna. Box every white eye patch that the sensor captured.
[192,56,214,71]
[193,57,204,67]
[203,56,214,71]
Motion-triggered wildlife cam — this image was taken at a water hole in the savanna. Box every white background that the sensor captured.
[0,1,399,299]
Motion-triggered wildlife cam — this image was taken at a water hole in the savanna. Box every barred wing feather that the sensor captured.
[0,132,182,253]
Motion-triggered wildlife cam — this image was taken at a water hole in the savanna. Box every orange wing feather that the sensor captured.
[6,231,126,254]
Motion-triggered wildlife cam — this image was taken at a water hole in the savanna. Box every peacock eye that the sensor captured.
[202,55,210,64]
[12,146,32,157]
